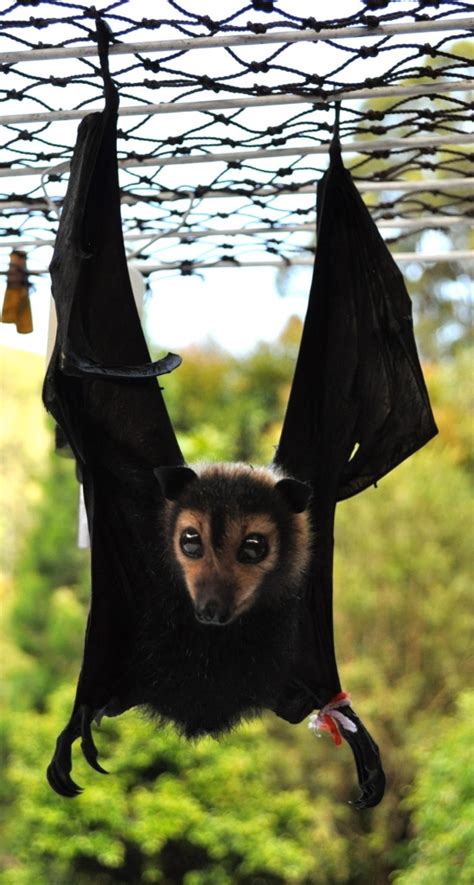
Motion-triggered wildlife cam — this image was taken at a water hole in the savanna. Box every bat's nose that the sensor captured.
[195,598,232,626]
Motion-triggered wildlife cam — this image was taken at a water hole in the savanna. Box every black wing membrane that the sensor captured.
[43,22,184,796]
[273,139,437,808]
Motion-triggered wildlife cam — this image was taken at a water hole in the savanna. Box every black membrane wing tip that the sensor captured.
[80,707,108,776]
[59,350,182,381]
[341,706,386,810]
[46,728,83,798]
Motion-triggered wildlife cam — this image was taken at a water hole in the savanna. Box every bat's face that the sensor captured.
[155,464,312,626]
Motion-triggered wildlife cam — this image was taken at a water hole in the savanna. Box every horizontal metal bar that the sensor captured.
[135,250,474,270]
[1,16,473,66]
[0,215,469,251]
[7,250,472,275]
[1,131,472,180]
[1,79,472,127]
[1,177,472,214]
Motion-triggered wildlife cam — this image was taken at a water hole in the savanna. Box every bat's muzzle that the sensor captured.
[195,598,234,626]
[194,578,236,626]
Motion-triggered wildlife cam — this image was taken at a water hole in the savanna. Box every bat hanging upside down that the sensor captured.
[45,21,436,804]
[99,463,313,740]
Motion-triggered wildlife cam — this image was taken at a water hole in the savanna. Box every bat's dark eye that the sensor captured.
[237,534,268,564]
[180,528,203,559]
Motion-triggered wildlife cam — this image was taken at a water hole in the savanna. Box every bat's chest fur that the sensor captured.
[130,577,301,737]
[117,463,311,738]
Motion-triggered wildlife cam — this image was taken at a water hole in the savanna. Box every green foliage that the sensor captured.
[7,447,88,710]
[0,347,49,575]
[392,692,474,885]
[0,334,472,883]
[1,688,347,884]
[161,329,298,464]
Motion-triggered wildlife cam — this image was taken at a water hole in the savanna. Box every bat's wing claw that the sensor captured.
[46,724,83,798]
[80,706,108,775]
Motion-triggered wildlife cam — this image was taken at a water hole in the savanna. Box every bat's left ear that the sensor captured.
[154,466,198,500]
[275,478,311,513]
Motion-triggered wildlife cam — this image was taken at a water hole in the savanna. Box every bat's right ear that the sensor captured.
[154,466,198,500]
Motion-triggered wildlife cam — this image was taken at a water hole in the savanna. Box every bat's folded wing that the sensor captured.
[43,23,183,795]
[273,141,437,807]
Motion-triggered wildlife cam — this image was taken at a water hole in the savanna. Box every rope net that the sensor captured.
[0,0,472,279]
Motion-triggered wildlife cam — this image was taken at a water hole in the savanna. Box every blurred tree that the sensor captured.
[392,692,474,885]
[162,321,299,465]
[0,348,49,576]
[1,337,472,884]
[1,688,348,885]
[6,445,88,712]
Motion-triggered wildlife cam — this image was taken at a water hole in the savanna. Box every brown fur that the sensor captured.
[174,508,280,617]
[170,463,312,622]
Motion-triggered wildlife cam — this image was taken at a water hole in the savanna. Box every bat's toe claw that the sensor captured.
[46,759,83,798]
[349,767,386,809]
[80,741,108,775]
[80,706,108,775]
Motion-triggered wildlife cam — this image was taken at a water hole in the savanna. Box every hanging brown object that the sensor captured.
[1,250,33,334]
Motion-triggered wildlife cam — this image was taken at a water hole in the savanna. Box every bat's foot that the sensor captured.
[47,720,83,798]
[47,705,108,797]
[340,707,386,809]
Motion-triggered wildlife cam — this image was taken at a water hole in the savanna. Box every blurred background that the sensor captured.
[1,314,473,885]
[0,1,473,883]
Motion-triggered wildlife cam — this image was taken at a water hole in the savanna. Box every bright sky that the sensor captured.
[0,263,311,357]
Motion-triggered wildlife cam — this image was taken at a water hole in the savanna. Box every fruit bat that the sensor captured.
[43,22,437,806]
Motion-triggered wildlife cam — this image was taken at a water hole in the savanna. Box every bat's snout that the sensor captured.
[194,580,236,626]
[195,597,234,626]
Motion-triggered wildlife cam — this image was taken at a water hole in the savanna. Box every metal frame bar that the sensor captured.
[1,177,472,212]
[5,251,472,276]
[0,216,469,251]
[1,79,472,127]
[1,132,472,180]
[1,15,473,65]
[131,251,474,271]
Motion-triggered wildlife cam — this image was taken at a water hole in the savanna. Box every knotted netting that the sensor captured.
[0,0,472,281]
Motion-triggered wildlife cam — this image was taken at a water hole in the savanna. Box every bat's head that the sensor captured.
[154,463,312,626]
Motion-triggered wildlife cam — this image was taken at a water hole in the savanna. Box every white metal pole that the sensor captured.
[0,16,472,65]
[0,216,470,252]
[1,132,472,180]
[0,177,472,212]
[6,251,473,276]
[1,79,472,127]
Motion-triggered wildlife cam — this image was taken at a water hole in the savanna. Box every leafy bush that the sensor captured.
[393,692,474,885]
[1,688,347,884]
